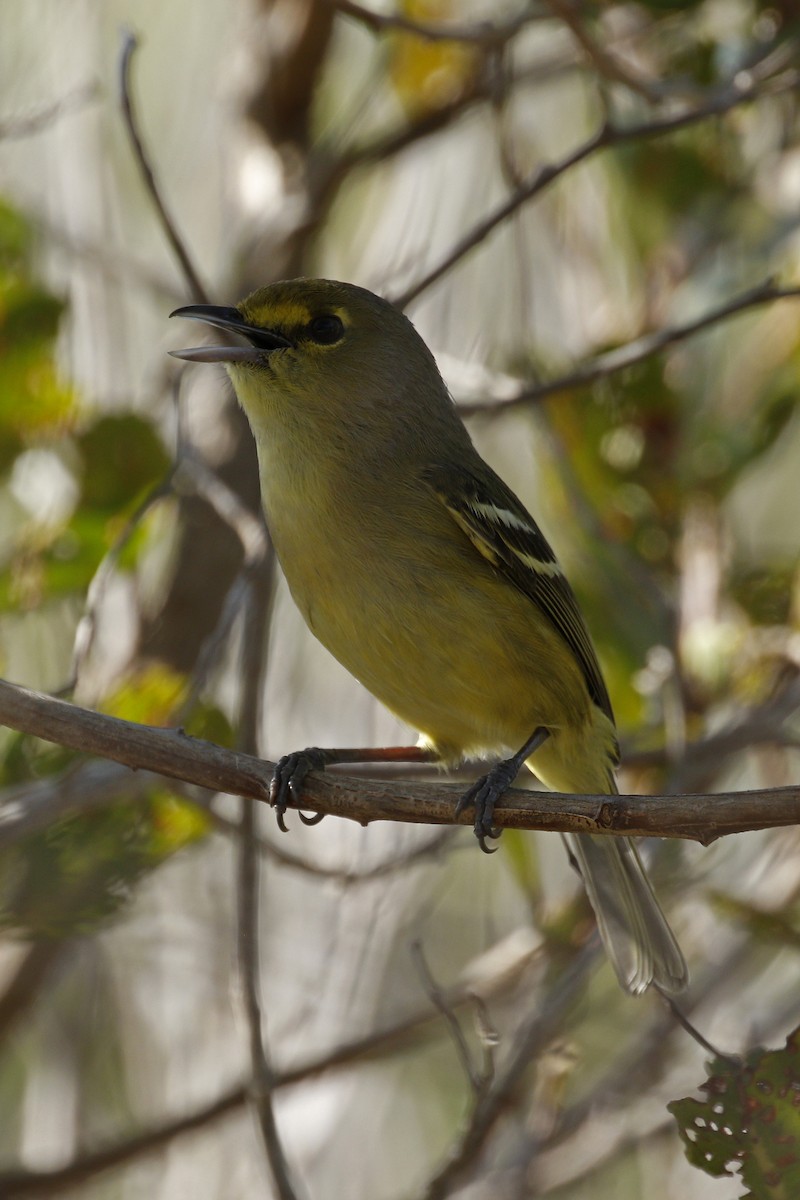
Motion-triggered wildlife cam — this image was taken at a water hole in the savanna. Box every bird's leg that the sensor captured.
[456,727,550,854]
[269,744,437,832]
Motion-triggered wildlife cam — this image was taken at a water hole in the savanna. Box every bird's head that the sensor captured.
[170,279,451,448]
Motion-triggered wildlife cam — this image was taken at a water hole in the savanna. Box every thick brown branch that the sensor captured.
[0,679,798,844]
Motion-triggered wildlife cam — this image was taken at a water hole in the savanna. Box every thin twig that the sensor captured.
[261,825,459,881]
[234,555,300,1200]
[0,678,799,843]
[659,993,733,1061]
[0,927,546,1196]
[174,455,268,566]
[542,0,662,102]
[118,30,208,303]
[307,51,584,244]
[421,948,597,1200]
[458,279,800,415]
[521,939,760,1192]
[0,83,99,140]
[394,69,800,309]
[625,673,800,789]
[0,1085,246,1198]
[67,472,176,692]
[0,755,458,877]
[171,454,272,723]
[0,940,72,1044]
[412,941,482,1093]
[0,759,155,846]
[329,0,537,46]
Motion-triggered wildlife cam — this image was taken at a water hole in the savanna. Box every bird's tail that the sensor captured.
[563,819,687,994]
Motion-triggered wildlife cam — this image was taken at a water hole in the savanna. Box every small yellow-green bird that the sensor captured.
[171,279,687,995]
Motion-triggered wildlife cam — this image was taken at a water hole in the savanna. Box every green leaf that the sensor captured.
[0,199,33,261]
[0,200,76,450]
[78,415,170,512]
[669,1028,800,1198]
[0,790,210,939]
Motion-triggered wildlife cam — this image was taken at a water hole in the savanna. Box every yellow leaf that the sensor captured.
[389,0,480,118]
[100,662,188,726]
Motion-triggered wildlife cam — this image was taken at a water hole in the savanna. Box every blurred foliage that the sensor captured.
[0,202,171,617]
[0,663,232,939]
[100,661,189,725]
[709,891,800,949]
[670,1027,800,1198]
[0,789,207,940]
[0,199,77,465]
[388,0,480,116]
[0,228,219,937]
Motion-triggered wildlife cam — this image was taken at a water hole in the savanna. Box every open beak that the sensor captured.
[169,304,291,363]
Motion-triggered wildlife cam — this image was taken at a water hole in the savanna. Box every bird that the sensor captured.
[170,278,687,995]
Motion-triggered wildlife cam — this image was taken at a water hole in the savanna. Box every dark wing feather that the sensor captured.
[423,462,615,728]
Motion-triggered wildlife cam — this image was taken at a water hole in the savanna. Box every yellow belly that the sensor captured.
[272,497,597,771]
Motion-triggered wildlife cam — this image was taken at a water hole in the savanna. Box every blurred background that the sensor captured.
[1,1,800,1197]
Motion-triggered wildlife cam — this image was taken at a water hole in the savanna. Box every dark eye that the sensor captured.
[308,314,344,344]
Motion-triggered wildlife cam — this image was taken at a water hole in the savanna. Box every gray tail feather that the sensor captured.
[563,831,687,995]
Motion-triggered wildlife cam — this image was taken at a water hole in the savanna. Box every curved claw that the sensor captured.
[456,729,548,852]
[269,757,297,832]
[269,747,329,833]
[457,770,508,851]
[299,809,325,826]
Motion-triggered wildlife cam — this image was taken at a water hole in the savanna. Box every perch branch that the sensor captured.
[0,679,798,845]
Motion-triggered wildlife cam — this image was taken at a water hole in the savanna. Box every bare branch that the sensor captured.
[0,83,99,140]
[118,30,208,303]
[329,0,537,45]
[174,455,269,566]
[0,930,544,1196]
[68,473,176,691]
[517,940,757,1189]
[458,279,800,415]
[1,678,799,843]
[0,1085,246,1198]
[394,69,800,309]
[0,760,155,846]
[308,48,583,237]
[14,759,459,884]
[262,826,458,881]
[171,456,272,723]
[234,559,302,1200]
[542,0,661,102]
[0,940,72,1043]
[624,674,800,790]
[421,949,596,1199]
[412,941,483,1093]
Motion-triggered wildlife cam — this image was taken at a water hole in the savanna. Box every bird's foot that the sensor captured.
[456,758,521,854]
[455,727,551,854]
[269,747,329,832]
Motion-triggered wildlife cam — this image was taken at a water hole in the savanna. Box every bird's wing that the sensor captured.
[422,462,615,728]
